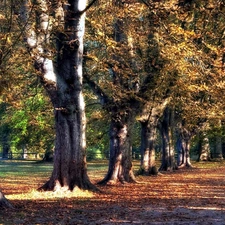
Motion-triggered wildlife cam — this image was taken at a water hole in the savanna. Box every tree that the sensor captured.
[84,0,171,184]
[197,126,211,161]
[20,0,98,191]
[84,0,146,184]
[97,9,137,184]
[0,103,11,159]
[138,98,169,175]
[176,121,192,168]
[159,107,177,171]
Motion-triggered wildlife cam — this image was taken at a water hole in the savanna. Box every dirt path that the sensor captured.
[2,163,225,224]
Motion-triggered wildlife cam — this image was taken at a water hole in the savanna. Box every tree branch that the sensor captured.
[83,73,111,106]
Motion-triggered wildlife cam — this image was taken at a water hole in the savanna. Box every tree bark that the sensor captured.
[159,107,177,171]
[40,108,96,191]
[98,111,136,185]
[197,131,211,161]
[176,123,192,168]
[139,120,158,175]
[21,0,96,191]
[97,2,138,185]
[138,99,170,175]
[213,120,223,160]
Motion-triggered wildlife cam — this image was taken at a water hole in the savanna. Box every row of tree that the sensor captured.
[1,0,225,208]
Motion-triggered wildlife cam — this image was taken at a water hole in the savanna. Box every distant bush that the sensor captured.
[87,147,104,160]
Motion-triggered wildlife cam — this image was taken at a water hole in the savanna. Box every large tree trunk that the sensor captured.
[98,111,136,185]
[40,0,96,191]
[138,99,170,175]
[0,190,13,209]
[22,0,96,191]
[159,107,177,171]
[40,108,96,191]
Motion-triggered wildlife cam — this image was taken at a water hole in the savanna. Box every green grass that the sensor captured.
[1,159,225,203]
[0,160,108,201]
[0,159,110,181]
[0,160,53,178]
[1,159,225,185]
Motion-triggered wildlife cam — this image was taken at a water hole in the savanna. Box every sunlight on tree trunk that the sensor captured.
[138,99,170,175]
[197,130,211,161]
[21,0,97,192]
[98,113,136,185]
[139,121,158,175]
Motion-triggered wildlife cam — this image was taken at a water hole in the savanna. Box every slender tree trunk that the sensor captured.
[159,107,177,171]
[213,120,223,160]
[22,144,28,159]
[176,124,192,168]
[98,111,136,185]
[208,120,223,160]
[1,121,10,159]
[2,138,10,159]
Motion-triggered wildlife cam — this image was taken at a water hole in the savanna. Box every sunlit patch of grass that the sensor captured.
[192,160,225,169]
[6,187,94,201]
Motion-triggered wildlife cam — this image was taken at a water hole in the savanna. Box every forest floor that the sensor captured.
[1,160,225,224]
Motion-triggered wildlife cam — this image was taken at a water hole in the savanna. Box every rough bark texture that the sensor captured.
[212,120,223,160]
[22,0,96,191]
[159,107,177,171]
[176,123,192,168]
[40,0,96,191]
[139,121,158,175]
[97,2,137,185]
[40,109,96,191]
[138,99,170,175]
[213,136,223,160]
[0,190,13,209]
[197,132,211,161]
[98,112,136,185]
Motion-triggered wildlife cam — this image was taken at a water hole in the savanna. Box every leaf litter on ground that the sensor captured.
[1,160,225,224]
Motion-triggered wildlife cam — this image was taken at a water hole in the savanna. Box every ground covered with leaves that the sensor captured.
[1,160,225,224]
